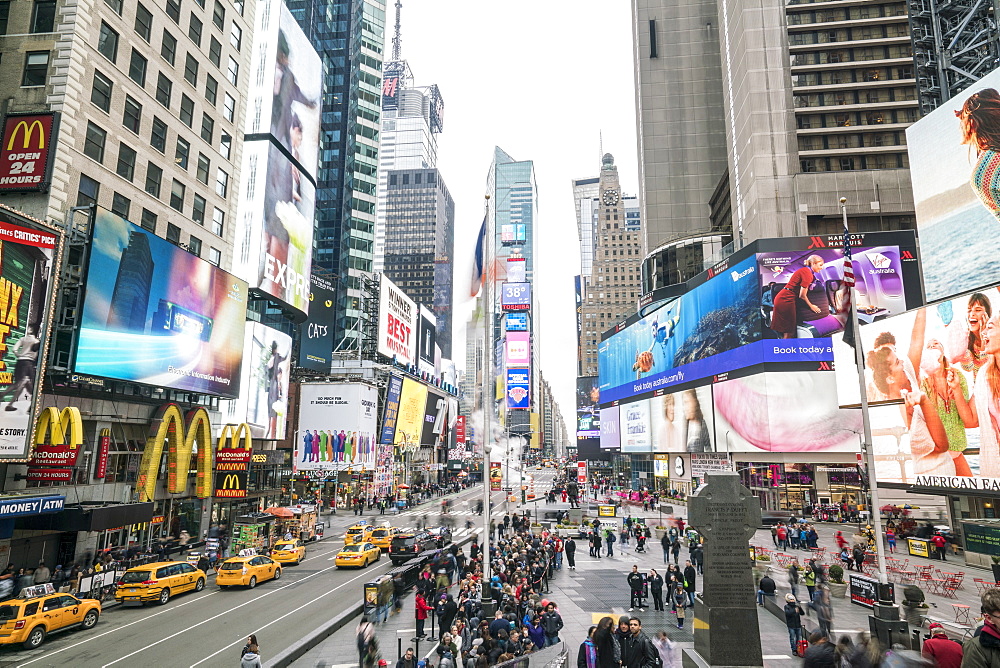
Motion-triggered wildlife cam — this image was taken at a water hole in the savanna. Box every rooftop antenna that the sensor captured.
[599,130,603,166]
[391,0,402,61]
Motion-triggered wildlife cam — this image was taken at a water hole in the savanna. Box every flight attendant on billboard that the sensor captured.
[770,255,825,339]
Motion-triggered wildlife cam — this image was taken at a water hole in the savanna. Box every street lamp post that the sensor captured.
[482,443,495,617]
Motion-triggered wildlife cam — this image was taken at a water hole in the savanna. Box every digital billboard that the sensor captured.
[507,258,526,283]
[393,377,428,446]
[377,275,417,365]
[648,386,715,453]
[379,375,403,445]
[227,322,291,440]
[576,377,600,438]
[298,273,336,371]
[505,332,530,367]
[0,113,60,192]
[600,406,621,450]
[417,305,436,376]
[713,371,861,452]
[76,209,247,398]
[833,285,1000,484]
[421,389,448,446]
[295,383,378,472]
[907,65,1000,301]
[244,3,322,181]
[506,312,528,332]
[506,368,530,409]
[0,212,57,458]
[501,224,527,246]
[501,282,531,311]
[234,140,315,315]
[621,398,652,452]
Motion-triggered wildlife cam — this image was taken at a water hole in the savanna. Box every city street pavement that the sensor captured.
[0,485,490,668]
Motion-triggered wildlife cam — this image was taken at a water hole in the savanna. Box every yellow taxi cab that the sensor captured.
[0,584,101,650]
[270,539,307,565]
[344,520,372,544]
[216,553,281,589]
[335,541,381,568]
[114,561,207,605]
[367,525,399,550]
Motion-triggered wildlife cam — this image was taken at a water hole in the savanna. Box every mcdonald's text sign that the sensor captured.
[0,113,59,191]
[214,470,248,498]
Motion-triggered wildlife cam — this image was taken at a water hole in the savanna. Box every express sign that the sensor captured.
[0,113,59,192]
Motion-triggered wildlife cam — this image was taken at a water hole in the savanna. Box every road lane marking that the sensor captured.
[188,568,378,668]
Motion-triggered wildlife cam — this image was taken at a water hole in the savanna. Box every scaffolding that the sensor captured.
[910,0,1000,114]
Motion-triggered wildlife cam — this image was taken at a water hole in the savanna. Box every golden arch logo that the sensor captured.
[220,474,241,489]
[216,423,252,471]
[7,120,45,151]
[34,407,83,449]
[136,404,213,503]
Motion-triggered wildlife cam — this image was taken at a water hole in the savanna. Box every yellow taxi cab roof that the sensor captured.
[274,539,297,545]
[221,555,255,563]
[122,560,188,571]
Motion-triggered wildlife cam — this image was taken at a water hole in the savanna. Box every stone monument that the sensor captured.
[683,472,763,668]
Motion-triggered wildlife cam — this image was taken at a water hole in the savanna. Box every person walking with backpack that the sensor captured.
[621,618,657,668]
[606,529,616,557]
[783,594,805,656]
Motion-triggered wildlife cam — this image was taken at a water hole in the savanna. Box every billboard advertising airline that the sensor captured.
[295,383,378,472]
[907,65,1000,302]
[75,209,247,398]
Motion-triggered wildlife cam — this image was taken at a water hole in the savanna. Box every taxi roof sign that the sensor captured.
[19,583,55,599]
[238,548,258,557]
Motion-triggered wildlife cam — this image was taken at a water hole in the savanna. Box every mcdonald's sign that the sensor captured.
[213,470,248,498]
[0,113,59,192]
[215,423,252,471]
[28,407,84,467]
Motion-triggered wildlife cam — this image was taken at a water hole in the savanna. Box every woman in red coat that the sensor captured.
[415,592,432,639]
[770,255,825,338]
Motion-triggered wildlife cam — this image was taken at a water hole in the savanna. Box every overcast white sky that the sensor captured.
[399,1,640,441]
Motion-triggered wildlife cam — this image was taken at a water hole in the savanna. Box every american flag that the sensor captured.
[842,226,855,288]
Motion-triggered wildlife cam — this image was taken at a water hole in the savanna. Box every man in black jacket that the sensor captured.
[756,570,777,606]
[565,536,577,570]
[627,565,645,612]
[683,561,697,608]
[396,647,417,668]
[621,617,656,668]
[541,602,564,647]
[802,631,836,668]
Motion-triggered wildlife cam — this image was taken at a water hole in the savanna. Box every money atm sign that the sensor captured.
[0,113,59,192]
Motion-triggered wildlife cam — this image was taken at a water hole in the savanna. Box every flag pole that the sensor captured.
[842,197,888,591]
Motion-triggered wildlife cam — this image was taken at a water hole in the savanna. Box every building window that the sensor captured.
[389,174,396,186]
[223,93,235,121]
[219,134,231,160]
[128,49,147,86]
[839,157,856,171]
[145,162,163,197]
[200,114,213,142]
[208,37,222,67]
[233,0,243,14]
[0,2,10,34]
[188,14,202,44]
[208,247,221,266]
[170,179,185,211]
[175,137,189,169]
[192,193,206,224]
[184,53,198,85]
[135,3,153,41]
[161,30,177,65]
[77,174,100,208]
[196,153,210,183]
[98,22,119,61]
[123,96,142,133]
[104,0,123,13]
[215,168,228,197]
[84,122,107,162]
[212,0,224,28]
[31,0,56,33]
[91,70,113,112]
[116,143,137,180]
[166,222,181,244]
[205,75,218,104]
[150,117,168,152]
[226,57,238,84]
[165,0,181,23]
[188,235,201,257]
[229,22,241,50]
[155,73,172,107]
[212,207,224,235]
[111,192,131,218]
[179,94,194,126]
[140,208,157,232]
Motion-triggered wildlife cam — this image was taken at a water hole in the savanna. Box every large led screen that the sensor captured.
[421,389,449,446]
[76,209,247,398]
[600,406,620,450]
[505,332,530,367]
[295,383,378,472]
[833,286,1000,482]
[0,213,57,458]
[598,256,763,403]
[648,386,715,453]
[907,65,1000,301]
[298,273,336,371]
[226,322,292,440]
[576,376,600,438]
[713,371,861,452]
[393,377,428,446]
[620,398,652,453]
[234,141,316,315]
[378,275,417,366]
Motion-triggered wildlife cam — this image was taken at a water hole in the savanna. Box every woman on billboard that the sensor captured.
[682,390,711,453]
[956,88,1000,222]
[944,292,995,378]
[974,313,1000,476]
[769,255,825,339]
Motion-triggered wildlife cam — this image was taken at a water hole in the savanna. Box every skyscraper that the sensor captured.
[381,167,455,356]
[107,232,154,333]
[572,177,600,281]
[287,0,386,348]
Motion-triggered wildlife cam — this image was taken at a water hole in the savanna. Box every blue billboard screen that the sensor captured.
[506,368,530,409]
[506,312,528,332]
[75,209,248,397]
[501,282,531,311]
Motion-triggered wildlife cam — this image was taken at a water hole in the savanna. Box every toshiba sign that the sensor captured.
[0,113,59,192]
